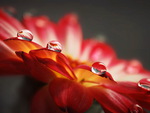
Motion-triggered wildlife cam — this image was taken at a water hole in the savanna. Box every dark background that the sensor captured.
[0,0,150,113]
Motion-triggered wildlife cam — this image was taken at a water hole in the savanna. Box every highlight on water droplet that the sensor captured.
[129,104,143,113]
[138,78,150,91]
[46,40,62,52]
[17,29,33,41]
[91,62,107,75]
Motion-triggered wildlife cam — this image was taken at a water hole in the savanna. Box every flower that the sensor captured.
[0,8,150,113]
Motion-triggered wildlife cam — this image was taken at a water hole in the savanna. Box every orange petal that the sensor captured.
[0,39,42,75]
[17,50,74,83]
[74,68,115,87]
[0,40,16,60]
[4,38,42,53]
[29,49,76,79]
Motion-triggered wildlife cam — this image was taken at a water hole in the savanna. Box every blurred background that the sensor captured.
[0,0,150,113]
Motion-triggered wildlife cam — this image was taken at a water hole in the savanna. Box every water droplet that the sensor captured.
[47,40,62,52]
[91,62,107,75]
[17,29,33,41]
[130,104,143,113]
[138,78,150,91]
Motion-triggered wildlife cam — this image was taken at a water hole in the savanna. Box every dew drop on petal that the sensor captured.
[130,104,143,113]
[17,29,33,41]
[46,40,62,52]
[138,78,150,91]
[91,62,107,75]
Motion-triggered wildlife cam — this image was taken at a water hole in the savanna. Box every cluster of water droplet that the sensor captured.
[17,29,150,104]
[17,30,150,90]
[17,30,63,53]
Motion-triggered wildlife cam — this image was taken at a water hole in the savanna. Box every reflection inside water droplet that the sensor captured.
[130,104,143,113]
[138,78,150,91]
[46,40,62,52]
[17,29,33,41]
[91,62,107,75]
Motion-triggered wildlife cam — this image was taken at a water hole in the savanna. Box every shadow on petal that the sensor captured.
[49,78,93,113]
[31,86,66,113]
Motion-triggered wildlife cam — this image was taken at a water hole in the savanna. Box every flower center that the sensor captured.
[68,57,85,68]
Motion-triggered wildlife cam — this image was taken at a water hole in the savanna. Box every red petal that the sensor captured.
[49,78,93,113]
[23,15,58,46]
[58,14,82,59]
[31,86,66,113]
[17,49,76,83]
[89,86,136,113]
[80,39,116,66]
[104,81,143,94]
[125,59,143,74]
[36,58,74,80]
[102,80,150,111]
[137,100,150,110]
[109,59,150,82]
[130,94,150,111]
[0,58,28,75]
[0,9,24,30]
[0,39,39,75]
[16,51,55,83]
[0,9,24,39]
[23,14,83,59]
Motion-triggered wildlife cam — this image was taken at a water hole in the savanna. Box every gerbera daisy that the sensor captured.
[0,8,150,113]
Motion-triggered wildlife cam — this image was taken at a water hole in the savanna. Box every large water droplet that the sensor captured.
[46,40,62,52]
[138,78,150,91]
[91,62,107,75]
[130,104,143,113]
[17,29,33,41]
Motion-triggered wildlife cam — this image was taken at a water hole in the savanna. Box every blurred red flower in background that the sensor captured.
[0,8,150,113]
